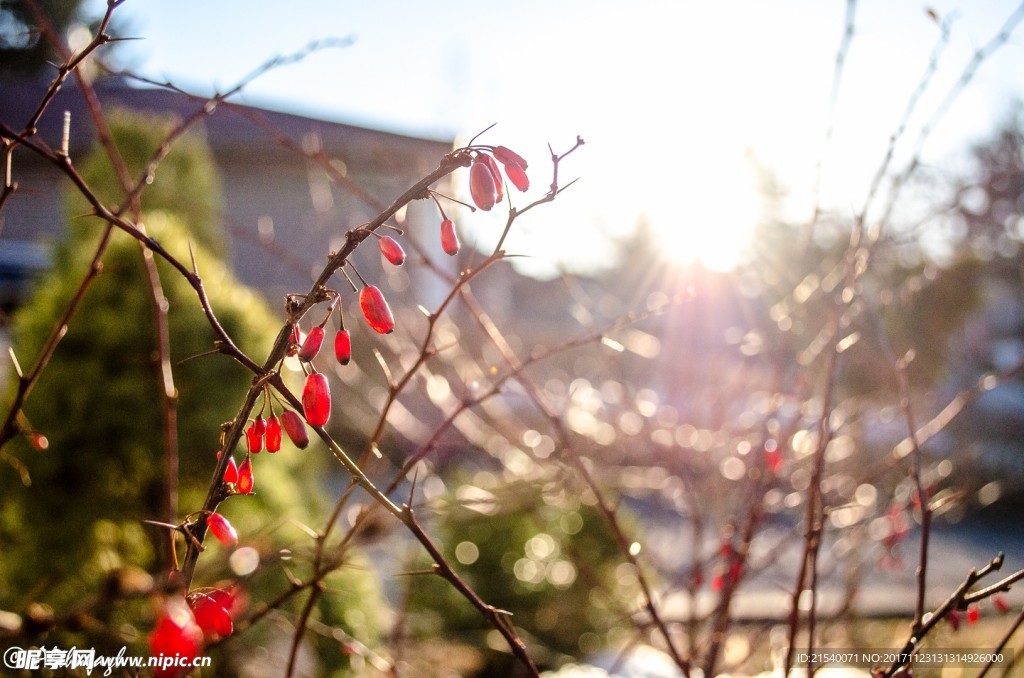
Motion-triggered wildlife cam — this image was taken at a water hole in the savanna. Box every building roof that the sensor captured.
[0,75,451,163]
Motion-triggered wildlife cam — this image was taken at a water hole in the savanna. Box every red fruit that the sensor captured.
[207,586,244,619]
[206,512,238,547]
[494,145,528,170]
[378,235,406,266]
[967,604,980,625]
[359,285,395,334]
[223,457,238,484]
[252,415,266,437]
[237,456,254,494]
[765,448,782,473]
[502,160,529,192]
[281,410,309,449]
[482,154,504,203]
[440,219,460,256]
[298,325,325,362]
[948,609,961,632]
[994,594,1011,614]
[245,423,262,454]
[265,415,282,453]
[302,373,331,426]
[149,598,203,677]
[334,329,352,365]
[469,156,498,211]
[189,592,233,638]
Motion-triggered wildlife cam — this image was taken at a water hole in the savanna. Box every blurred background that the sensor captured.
[3,1,1024,676]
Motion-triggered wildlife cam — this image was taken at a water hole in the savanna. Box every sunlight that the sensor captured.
[645,147,762,272]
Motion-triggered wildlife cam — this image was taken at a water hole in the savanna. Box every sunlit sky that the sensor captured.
[85,0,1024,278]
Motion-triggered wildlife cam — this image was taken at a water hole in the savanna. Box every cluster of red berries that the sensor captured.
[220,410,307,499]
[149,586,242,677]
[171,140,533,676]
[468,145,529,211]
[429,144,530,259]
[223,143,532,491]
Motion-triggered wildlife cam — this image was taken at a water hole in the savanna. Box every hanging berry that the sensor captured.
[298,325,326,362]
[280,410,310,449]
[189,592,234,638]
[223,457,239,484]
[360,285,395,334]
[245,423,263,454]
[481,154,504,203]
[378,236,406,266]
[252,415,266,437]
[440,219,460,256]
[206,512,238,547]
[302,373,331,427]
[469,155,499,211]
[334,329,352,365]
[237,456,254,494]
[265,414,282,453]
[502,160,529,192]
[149,599,203,678]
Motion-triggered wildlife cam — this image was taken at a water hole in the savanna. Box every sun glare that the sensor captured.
[646,149,762,272]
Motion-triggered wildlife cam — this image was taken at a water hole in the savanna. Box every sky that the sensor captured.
[83,0,1024,278]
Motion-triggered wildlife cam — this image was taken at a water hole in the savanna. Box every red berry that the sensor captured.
[440,219,460,256]
[378,235,406,266]
[494,145,528,170]
[189,592,233,638]
[207,586,243,619]
[237,456,254,494]
[149,598,203,677]
[302,373,331,427]
[482,154,504,203]
[502,159,529,192]
[245,423,262,454]
[252,415,266,437]
[206,512,238,547]
[334,329,352,365]
[281,410,309,449]
[765,448,782,473]
[994,594,1011,614]
[265,415,282,453]
[967,604,980,625]
[223,457,238,484]
[948,609,961,632]
[298,325,325,362]
[469,156,498,211]
[359,285,395,335]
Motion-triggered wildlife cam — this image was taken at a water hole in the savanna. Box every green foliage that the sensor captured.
[2,213,257,602]
[67,108,225,256]
[0,113,383,664]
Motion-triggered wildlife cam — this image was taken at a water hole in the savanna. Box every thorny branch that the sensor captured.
[4,2,1024,676]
